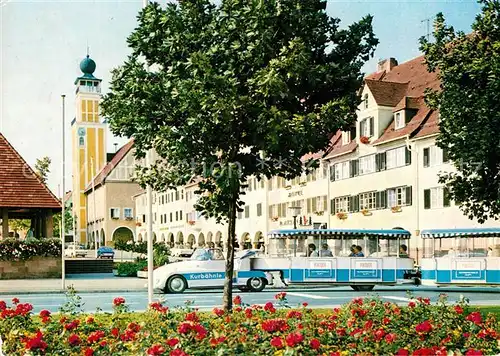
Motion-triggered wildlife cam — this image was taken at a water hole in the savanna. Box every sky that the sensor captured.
[0,0,482,195]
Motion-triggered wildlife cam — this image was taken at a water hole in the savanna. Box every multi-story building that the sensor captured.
[132,55,497,259]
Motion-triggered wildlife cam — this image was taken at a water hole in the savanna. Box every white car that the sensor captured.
[65,244,86,258]
[153,249,272,293]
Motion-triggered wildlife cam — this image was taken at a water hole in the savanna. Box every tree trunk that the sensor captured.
[223,191,238,312]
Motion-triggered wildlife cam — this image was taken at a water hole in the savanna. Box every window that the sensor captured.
[238,211,243,219]
[170,212,172,222]
[394,111,405,129]
[81,100,99,122]
[142,214,146,223]
[359,192,376,210]
[342,131,351,145]
[257,203,262,217]
[110,208,120,219]
[333,161,350,180]
[360,117,374,137]
[179,211,183,220]
[364,93,369,109]
[423,145,449,167]
[386,147,406,169]
[333,196,349,213]
[387,186,412,207]
[245,206,250,218]
[79,137,85,146]
[124,208,133,219]
[359,155,376,175]
[424,187,450,209]
[175,211,179,221]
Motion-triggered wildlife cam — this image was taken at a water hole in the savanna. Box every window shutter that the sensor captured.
[360,120,366,136]
[380,152,386,171]
[348,196,353,213]
[424,189,431,209]
[330,199,335,214]
[352,159,359,176]
[355,195,360,212]
[375,154,381,172]
[381,190,387,208]
[405,186,412,206]
[330,165,335,182]
[369,117,374,136]
[443,188,451,207]
[405,147,412,165]
[350,126,357,140]
[423,148,430,167]
[375,191,381,209]
[442,149,449,163]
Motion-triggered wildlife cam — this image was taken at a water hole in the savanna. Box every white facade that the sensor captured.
[132,56,498,261]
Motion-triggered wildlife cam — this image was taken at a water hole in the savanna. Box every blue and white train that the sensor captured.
[153,228,418,293]
[420,228,500,286]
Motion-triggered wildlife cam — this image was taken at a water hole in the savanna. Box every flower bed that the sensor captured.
[0,294,498,355]
[0,238,61,261]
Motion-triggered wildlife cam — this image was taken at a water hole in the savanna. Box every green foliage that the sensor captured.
[420,1,500,223]
[0,238,61,261]
[34,156,51,184]
[114,241,170,266]
[53,210,74,238]
[116,262,140,277]
[102,0,377,310]
[8,219,31,234]
[58,285,85,315]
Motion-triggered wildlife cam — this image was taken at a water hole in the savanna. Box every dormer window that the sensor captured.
[342,131,351,145]
[360,117,374,137]
[363,94,369,109]
[395,111,405,130]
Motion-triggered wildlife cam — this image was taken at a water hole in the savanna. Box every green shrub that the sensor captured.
[116,262,139,277]
[0,238,61,261]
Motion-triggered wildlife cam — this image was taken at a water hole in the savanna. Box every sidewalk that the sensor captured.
[0,274,147,294]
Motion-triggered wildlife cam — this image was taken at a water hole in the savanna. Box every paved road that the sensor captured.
[1,286,498,314]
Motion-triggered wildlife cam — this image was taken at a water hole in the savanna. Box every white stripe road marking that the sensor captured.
[382,296,411,302]
[286,292,330,300]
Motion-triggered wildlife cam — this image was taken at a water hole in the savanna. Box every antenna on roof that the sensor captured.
[421,18,431,42]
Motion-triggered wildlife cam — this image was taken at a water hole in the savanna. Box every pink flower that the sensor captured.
[310,338,321,350]
[270,337,283,348]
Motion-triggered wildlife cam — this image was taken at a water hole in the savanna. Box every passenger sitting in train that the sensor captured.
[399,244,409,258]
[353,245,365,257]
[348,245,357,257]
[318,243,333,257]
[307,243,317,257]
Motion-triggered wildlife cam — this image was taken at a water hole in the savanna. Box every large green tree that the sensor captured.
[420,0,500,223]
[102,0,377,311]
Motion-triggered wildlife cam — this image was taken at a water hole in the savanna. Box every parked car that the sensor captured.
[65,244,86,258]
[97,246,114,259]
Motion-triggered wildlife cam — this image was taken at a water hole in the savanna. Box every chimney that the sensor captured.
[377,58,398,73]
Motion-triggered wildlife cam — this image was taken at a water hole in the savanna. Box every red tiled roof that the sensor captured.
[372,108,432,145]
[0,133,61,209]
[365,79,408,107]
[393,96,422,112]
[323,133,358,159]
[300,133,339,162]
[84,139,134,193]
[413,111,440,139]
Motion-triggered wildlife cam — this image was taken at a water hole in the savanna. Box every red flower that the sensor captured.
[302,302,308,307]
[385,333,397,343]
[64,320,80,331]
[270,337,283,348]
[88,331,105,344]
[148,344,166,355]
[264,302,276,313]
[0,300,6,311]
[170,349,188,356]
[41,316,51,324]
[39,309,51,318]
[454,305,464,314]
[408,301,416,308]
[185,311,199,322]
[84,348,95,356]
[330,353,341,356]
[68,333,81,346]
[415,320,432,334]
[178,322,192,334]
[193,323,208,340]
[213,308,224,317]
[128,322,141,332]
[374,328,385,341]
[396,349,410,356]
[24,331,48,352]
[285,332,304,347]
[235,306,242,312]
[120,329,136,342]
[466,311,482,325]
[352,297,363,305]
[99,341,107,348]
[413,348,437,355]
[245,308,253,318]
[113,297,126,306]
[166,338,179,347]
[86,316,95,324]
[111,328,120,337]
[12,297,19,304]
[210,336,226,347]
[261,318,289,333]
[233,295,242,305]
[465,350,483,356]
[274,292,287,301]
[310,338,321,350]
[286,310,303,319]
[383,317,391,325]
[149,301,169,313]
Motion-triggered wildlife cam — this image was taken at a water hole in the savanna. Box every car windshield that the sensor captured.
[190,248,224,261]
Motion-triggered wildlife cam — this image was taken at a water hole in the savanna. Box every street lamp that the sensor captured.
[289,206,302,256]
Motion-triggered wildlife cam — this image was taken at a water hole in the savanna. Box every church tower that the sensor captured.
[71,55,106,244]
